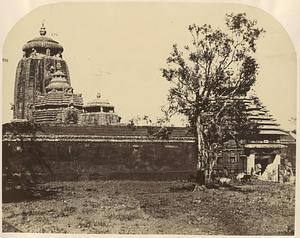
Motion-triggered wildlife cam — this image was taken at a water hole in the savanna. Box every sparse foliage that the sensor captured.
[127,114,174,140]
[161,13,264,183]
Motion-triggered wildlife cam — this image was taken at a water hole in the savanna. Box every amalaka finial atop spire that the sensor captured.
[40,22,47,36]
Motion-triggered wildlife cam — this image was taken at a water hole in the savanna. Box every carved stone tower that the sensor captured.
[13,23,71,119]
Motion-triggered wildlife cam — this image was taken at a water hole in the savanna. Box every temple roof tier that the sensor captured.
[84,93,113,108]
[248,115,276,120]
[244,143,287,149]
[35,93,83,108]
[258,130,289,135]
[257,125,282,130]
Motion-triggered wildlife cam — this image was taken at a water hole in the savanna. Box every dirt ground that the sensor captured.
[2,179,295,235]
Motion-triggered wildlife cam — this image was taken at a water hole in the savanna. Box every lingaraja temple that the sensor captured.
[2,24,296,182]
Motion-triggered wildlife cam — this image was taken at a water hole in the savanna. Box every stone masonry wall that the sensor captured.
[3,124,295,181]
[3,140,197,181]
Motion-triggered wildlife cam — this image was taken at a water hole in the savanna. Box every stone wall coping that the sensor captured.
[2,134,195,143]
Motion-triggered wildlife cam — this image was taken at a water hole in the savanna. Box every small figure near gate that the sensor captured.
[255,163,262,176]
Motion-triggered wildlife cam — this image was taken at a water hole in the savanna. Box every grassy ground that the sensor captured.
[2,179,295,235]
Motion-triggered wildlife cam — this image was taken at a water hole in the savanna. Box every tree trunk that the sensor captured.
[208,156,216,182]
[195,115,206,185]
[196,115,204,169]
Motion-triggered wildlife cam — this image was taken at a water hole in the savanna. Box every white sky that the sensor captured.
[1,1,299,131]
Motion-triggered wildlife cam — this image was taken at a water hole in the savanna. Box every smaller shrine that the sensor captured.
[242,99,291,181]
[78,93,121,125]
[32,63,83,124]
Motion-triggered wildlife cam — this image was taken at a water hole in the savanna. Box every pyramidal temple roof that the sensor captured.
[245,98,288,136]
[84,93,113,108]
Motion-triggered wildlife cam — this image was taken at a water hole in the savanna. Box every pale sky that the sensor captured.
[2,2,297,130]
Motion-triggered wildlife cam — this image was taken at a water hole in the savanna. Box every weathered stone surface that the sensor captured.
[3,140,197,181]
[14,57,70,119]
